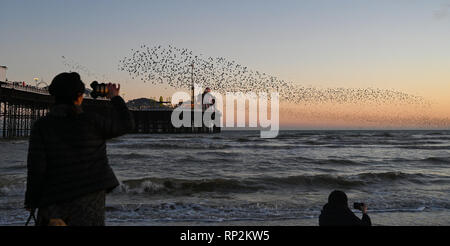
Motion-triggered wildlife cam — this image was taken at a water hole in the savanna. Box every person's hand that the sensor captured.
[49,218,67,226]
[361,204,368,214]
[106,83,120,99]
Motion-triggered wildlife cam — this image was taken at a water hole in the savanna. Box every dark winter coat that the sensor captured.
[319,203,372,226]
[24,96,134,209]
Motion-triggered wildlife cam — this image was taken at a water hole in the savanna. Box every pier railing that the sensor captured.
[0,81,49,95]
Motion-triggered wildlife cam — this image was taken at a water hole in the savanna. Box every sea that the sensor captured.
[0,130,449,226]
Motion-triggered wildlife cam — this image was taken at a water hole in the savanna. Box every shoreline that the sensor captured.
[107,210,449,226]
[106,210,450,227]
[2,210,448,226]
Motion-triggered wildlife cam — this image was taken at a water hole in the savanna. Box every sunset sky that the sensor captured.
[1,0,449,128]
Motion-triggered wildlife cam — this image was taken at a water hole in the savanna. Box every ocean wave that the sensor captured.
[108,153,149,159]
[0,164,26,171]
[276,132,318,138]
[116,177,261,195]
[284,156,314,162]
[234,144,298,150]
[196,151,242,158]
[355,172,429,182]
[369,207,426,213]
[319,135,343,141]
[236,138,251,142]
[1,171,442,198]
[318,143,450,150]
[422,157,450,164]
[314,159,363,165]
[262,172,432,186]
[119,142,232,150]
[372,132,397,137]
[233,137,267,143]
[424,132,447,136]
[114,171,438,196]
[398,146,450,150]
[260,174,365,187]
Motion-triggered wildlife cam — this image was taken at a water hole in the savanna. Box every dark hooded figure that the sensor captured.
[24,72,134,226]
[319,190,371,226]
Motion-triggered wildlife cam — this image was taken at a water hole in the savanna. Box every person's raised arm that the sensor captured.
[95,83,134,139]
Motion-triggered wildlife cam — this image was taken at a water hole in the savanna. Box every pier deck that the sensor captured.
[0,81,220,138]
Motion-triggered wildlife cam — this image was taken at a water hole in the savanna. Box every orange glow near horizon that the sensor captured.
[278,101,450,129]
[120,80,450,129]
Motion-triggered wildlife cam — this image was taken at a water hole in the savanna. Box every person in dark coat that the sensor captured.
[24,72,134,226]
[319,190,371,226]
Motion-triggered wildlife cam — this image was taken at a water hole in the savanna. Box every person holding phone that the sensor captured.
[24,72,134,226]
[319,190,371,226]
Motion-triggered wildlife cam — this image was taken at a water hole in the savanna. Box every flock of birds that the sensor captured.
[61,45,448,127]
[118,44,429,106]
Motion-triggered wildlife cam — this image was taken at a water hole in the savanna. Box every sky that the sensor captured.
[1,0,449,128]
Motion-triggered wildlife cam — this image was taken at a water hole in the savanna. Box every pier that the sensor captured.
[0,81,220,139]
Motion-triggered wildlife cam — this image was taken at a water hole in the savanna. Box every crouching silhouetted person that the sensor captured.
[319,190,371,226]
[24,72,134,226]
